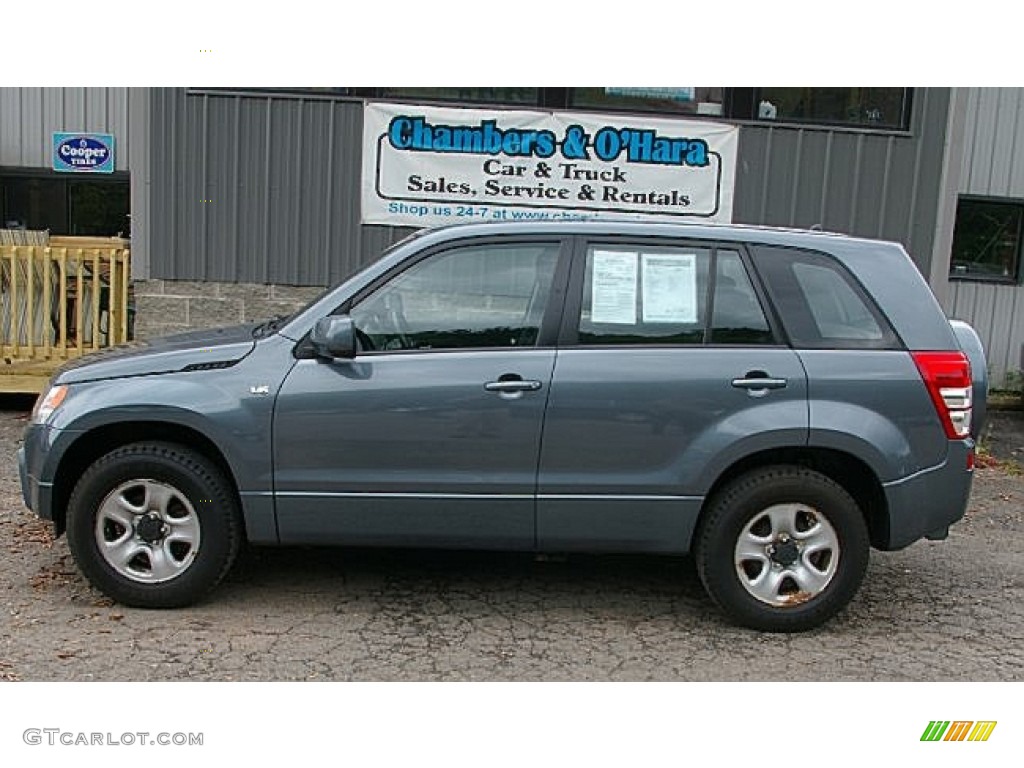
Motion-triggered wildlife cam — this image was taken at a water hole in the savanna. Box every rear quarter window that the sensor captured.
[750,245,901,349]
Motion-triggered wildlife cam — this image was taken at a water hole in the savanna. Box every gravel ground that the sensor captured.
[1,398,1022,682]
[983,408,1024,464]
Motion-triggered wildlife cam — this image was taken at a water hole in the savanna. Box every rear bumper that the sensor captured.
[881,439,974,550]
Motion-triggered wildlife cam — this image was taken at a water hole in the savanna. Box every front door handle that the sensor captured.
[484,379,543,393]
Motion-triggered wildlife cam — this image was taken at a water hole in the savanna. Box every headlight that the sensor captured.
[31,385,69,424]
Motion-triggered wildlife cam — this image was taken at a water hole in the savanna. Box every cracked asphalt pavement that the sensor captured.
[2,399,1023,681]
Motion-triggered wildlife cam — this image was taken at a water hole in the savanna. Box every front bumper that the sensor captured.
[18,446,32,510]
[18,425,57,521]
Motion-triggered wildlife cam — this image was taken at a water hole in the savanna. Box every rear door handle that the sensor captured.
[484,380,543,393]
[732,371,787,398]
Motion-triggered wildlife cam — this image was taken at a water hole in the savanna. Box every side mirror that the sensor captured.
[310,315,357,360]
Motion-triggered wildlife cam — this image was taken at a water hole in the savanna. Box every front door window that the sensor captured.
[351,242,560,352]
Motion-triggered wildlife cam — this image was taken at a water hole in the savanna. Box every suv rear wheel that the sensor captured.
[695,465,869,632]
[66,442,242,608]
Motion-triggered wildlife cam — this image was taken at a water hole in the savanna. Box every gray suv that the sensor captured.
[18,222,986,631]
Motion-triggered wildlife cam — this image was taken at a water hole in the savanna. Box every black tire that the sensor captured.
[66,442,242,608]
[695,465,869,632]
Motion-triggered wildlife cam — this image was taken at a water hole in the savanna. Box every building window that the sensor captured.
[0,174,130,237]
[191,87,914,132]
[375,87,540,106]
[753,88,911,130]
[568,88,725,117]
[950,197,1023,282]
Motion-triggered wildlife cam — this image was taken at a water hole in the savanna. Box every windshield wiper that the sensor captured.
[251,314,290,339]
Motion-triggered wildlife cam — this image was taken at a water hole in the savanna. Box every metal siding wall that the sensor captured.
[127,88,151,276]
[960,87,1024,197]
[0,88,130,170]
[945,87,1024,385]
[733,89,950,274]
[183,94,205,280]
[205,94,234,282]
[234,96,270,282]
[149,89,173,280]
[1008,93,1024,197]
[947,280,1024,383]
[148,90,414,286]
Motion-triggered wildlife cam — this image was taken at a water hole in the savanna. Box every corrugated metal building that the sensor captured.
[1,87,1021,386]
[943,88,1024,387]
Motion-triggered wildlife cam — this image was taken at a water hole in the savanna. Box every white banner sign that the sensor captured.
[361,102,738,227]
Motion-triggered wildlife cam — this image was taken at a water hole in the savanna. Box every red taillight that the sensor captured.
[912,351,973,439]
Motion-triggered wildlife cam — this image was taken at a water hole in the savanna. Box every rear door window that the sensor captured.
[572,244,775,346]
[710,251,774,344]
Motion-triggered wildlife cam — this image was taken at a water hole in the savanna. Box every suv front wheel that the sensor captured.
[695,465,870,632]
[66,442,243,608]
